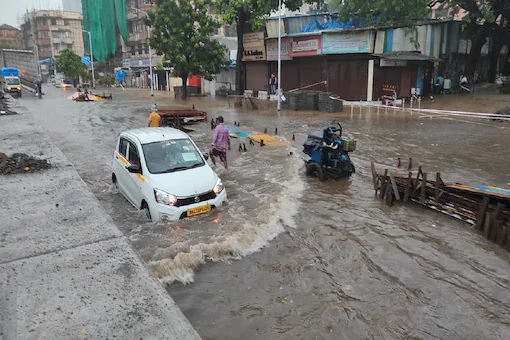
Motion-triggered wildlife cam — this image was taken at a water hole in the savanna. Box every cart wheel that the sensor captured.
[305,163,327,181]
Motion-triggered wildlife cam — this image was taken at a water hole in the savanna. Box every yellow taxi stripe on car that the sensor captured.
[116,152,145,182]
[116,152,129,165]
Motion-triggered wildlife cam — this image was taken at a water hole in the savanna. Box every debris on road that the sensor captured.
[0,93,17,115]
[496,106,510,116]
[0,152,52,175]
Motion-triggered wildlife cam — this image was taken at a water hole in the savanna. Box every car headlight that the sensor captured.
[154,189,177,206]
[213,178,224,195]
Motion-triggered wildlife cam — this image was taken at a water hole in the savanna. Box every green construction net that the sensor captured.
[82,0,129,62]
[115,0,129,43]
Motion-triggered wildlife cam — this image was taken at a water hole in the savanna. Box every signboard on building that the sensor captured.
[380,59,407,67]
[266,38,293,61]
[243,32,266,61]
[130,59,151,68]
[322,31,373,54]
[290,35,321,57]
[266,19,286,38]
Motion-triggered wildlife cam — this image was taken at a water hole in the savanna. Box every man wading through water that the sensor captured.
[148,104,161,127]
[210,116,230,169]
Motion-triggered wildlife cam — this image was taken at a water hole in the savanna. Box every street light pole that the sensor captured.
[83,30,96,88]
[277,0,282,111]
[131,6,154,96]
[147,25,154,96]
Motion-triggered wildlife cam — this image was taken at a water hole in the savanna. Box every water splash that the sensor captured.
[149,146,305,285]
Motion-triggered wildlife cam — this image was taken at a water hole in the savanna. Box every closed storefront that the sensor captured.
[245,62,269,94]
[327,57,369,100]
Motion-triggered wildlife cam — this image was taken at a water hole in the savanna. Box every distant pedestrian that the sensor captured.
[210,116,230,169]
[148,104,161,127]
[211,117,216,130]
[269,74,277,95]
[434,74,444,94]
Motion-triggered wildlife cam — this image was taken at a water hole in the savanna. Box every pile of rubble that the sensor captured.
[0,91,16,115]
[0,152,52,175]
[496,107,510,116]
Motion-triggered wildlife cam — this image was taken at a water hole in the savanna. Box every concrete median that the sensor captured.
[0,100,200,339]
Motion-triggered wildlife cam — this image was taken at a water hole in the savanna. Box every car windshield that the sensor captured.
[6,78,20,85]
[142,138,205,174]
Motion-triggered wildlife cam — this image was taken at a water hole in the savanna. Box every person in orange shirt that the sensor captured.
[148,104,161,127]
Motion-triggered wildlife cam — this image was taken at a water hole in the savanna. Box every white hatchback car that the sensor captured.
[112,127,227,221]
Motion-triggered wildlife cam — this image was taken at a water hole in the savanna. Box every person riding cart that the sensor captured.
[302,123,356,181]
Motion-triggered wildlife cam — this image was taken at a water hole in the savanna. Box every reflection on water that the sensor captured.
[27,88,510,339]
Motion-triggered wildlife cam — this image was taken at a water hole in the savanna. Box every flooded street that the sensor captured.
[22,87,510,339]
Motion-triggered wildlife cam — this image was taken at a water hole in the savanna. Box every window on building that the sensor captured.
[131,45,136,56]
[67,44,73,50]
[138,45,143,55]
[144,45,149,55]
[51,18,57,25]
[64,20,70,25]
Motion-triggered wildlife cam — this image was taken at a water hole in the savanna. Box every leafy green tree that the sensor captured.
[147,0,228,99]
[430,0,510,81]
[215,0,310,95]
[55,49,86,82]
[331,0,431,25]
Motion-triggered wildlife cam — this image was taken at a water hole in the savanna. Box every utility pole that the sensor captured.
[83,30,96,88]
[130,6,154,96]
[277,0,282,111]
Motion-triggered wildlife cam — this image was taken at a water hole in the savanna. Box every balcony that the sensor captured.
[38,38,51,45]
[128,31,149,43]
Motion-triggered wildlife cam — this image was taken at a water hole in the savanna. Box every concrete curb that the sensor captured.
[0,104,201,339]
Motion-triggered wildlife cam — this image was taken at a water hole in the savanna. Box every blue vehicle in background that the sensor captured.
[1,67,22,98]
[302,123,356,181]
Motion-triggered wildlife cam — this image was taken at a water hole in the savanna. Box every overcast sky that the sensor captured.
[1,0,63,28]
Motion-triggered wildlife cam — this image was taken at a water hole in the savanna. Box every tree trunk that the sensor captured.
[488,38,503,83]
[181,76,188,100]
[235,11,246,95]
[465,23,491,81]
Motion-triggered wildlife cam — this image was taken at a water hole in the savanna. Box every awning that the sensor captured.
[373,51,442,62]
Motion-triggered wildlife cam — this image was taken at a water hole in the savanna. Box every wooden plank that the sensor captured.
[379,169,388,199]
[475,196,490,231]
[483,212,493,240]
[390,174,401,201]
[412,166,423,195]
[504,221,510,248]
[384,183,393,205]
[435,172,441,201]
[404,171,413,202]
[492,203,504,242]
[420,172,427,204]
[371,162,377,190]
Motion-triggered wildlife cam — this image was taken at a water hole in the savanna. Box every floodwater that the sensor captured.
[21,87,510,339]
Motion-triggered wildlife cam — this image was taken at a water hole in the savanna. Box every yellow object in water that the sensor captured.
[248,133,289,146]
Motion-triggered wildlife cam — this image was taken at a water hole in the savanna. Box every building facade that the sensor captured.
[242,13,486,101]
[0,24,22,49]
[62,0,83,13]
[21,10,84,60]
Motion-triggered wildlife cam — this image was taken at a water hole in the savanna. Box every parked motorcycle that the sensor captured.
[459,75,470,93]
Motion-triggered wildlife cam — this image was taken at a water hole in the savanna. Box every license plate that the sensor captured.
[187,204,211,217]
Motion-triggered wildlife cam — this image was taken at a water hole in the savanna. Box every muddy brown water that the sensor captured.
[20,87,510,339]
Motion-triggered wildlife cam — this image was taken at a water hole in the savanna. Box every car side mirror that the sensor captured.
[126,164,141,173]
[203,153,209,161]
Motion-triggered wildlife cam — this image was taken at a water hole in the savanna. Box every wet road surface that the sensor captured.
[18,87,510,339]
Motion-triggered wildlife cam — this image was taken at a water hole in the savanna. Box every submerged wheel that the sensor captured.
[112,173,118,188]
[305,163,327,181]
[141,201,152,221]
